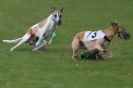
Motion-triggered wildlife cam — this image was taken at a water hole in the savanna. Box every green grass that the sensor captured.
[0,0,133,88]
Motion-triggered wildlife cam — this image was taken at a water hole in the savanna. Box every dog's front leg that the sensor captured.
[36,35,44,46]
[36,22,50,47]
[48,32,56,45]
[33,40,47,51]
[95,39,106,52]
[36,29,47,47]
[95,45,105,52]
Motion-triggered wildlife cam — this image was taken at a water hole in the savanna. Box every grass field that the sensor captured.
[0,0,133,88]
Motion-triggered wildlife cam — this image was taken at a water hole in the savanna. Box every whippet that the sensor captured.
[72,21,131,60]
[3,7,64,51]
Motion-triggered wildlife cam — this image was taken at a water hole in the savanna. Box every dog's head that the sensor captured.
[50,7,64,25]
[111,21,131,40]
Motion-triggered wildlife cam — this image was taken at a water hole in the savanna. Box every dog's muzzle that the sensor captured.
[118,31,131,40]
[55,16,62,25]
[57,20,62,25]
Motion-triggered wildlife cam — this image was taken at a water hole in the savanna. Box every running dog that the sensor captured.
[71,21,131,60]
[3,7,64,51]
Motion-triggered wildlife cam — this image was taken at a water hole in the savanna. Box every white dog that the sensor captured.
[3,7,64,51]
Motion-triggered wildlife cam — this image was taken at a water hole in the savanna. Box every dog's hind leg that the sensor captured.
[10,33,31,51]
[72,36,80,60]
[3,38,22,44]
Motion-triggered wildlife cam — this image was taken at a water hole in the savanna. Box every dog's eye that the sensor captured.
[54,15,57,17]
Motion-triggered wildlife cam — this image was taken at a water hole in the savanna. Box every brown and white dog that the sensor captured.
[3,7,64,51]
[71,22,131,60]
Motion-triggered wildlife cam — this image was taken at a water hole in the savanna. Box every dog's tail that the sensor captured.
[3,38,22,43]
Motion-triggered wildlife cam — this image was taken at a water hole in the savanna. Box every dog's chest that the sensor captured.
[44,21,56,36]
[36,21,56,37]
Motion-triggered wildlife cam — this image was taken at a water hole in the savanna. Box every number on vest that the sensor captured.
[91,32,97,38]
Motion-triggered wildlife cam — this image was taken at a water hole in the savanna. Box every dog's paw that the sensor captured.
[32,48,38,52]
[48,40,52,45]
[10,48,14,52]
[36,42,40,47]
[3,40,8,43]
[103,49,107,52]
[99,49,113,59]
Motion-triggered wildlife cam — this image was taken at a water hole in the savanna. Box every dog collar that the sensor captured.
[104,36,111,42]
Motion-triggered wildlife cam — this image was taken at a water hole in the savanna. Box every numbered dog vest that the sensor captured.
[84,30,105,42]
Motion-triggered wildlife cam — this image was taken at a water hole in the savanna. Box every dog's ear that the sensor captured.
[60,7,65,13]
[51,7,55,12]
[111,21,118,27]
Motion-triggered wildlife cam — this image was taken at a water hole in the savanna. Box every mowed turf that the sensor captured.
[0,0,133,88]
